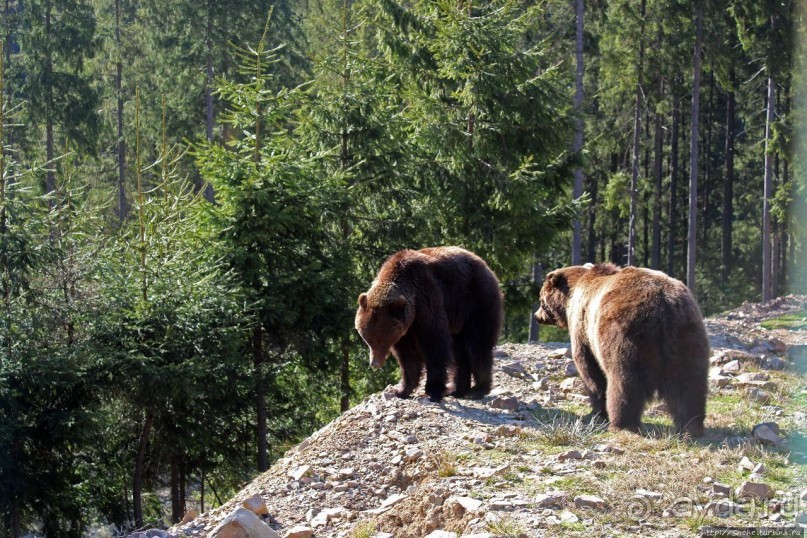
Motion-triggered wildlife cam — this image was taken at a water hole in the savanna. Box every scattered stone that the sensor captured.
[722,360,741,373]
[769,513,784,523]
[405,447,423,461]
[559,510,579,523]
[738,457,756,472]
[282,526,313,538]
[532,377,550,391]
[712,483,732,496]
[559,377,583,392]
[737,372,771,383]
[289,465,312,481]
[534,491,568,508]
[753,463,765,475]
[489,500,514,511]
[179,509,199,525]
[404,435,418,444]
[592,460,607,469]
[548,348,571,359]
[451,496,483,514]
[797,512,807,525]
[800,490,807,502]
[558,449,583,462]
[496,424,520,437]
[242,494,269,516]
[501,361,529,378]
[488,396,519,411]
[634,489,663,500]
[763,356,788,370]
[736,481,775,501]
[377,494,407,511]
[210,508,281,538]
[704,500,743,516]
[423,531,458,538]
[752,422,784,446]
[710,375,733,389]
[564,361,578,377]
[574,494,606,510]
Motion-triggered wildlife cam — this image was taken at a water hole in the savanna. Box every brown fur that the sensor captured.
[535,264,709,436]
[355,247,503,402]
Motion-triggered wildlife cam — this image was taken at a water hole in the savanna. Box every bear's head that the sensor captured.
[534,269,572,328]
[355,291,414,368]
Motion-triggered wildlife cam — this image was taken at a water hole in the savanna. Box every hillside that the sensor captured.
[169,297,807,538]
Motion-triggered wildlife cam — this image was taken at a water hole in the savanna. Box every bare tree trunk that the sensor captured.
[651,77,664,269]
[115,0,127,223]
[571,0,585,265]
[528,262,542,343]
[687,2,703,295]
[586,173,598,263]
[203,2,215,202]
[627,0,646,266]
[702,71,714,243]
[340,342,350,412]
[721,75,735,286]
[667,86,680,276]
[133,409,154,528]
[44,0,55,198]
[170,454,181,523]
[762,73,775,303]
[253,326,268,472]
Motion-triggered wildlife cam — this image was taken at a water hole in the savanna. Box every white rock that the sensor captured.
[752,423,784,446]
[210,508,281,538]
[424,532,458,538]
[738,456,755,472]
[574,494,606,510]
[704,500,742,516]
[723,360,741,373]
[283,526,313,538]
[534,491,567,508]
[634,489,663,500]
[289,465,312,481]
[451,496,483,514]
[559,510,579,523]
[489,396,519,411]
[242,494,269,516]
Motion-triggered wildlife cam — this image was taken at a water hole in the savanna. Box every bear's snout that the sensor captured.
[534,306,553,325]
[369,348,389,369]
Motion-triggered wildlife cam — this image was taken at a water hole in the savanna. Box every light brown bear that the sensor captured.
[535,263,709,436]
[355,247,503,402]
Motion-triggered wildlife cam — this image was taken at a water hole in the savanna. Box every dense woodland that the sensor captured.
[0,0,803,535]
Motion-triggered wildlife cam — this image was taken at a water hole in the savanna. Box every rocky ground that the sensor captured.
[164,296,807,538]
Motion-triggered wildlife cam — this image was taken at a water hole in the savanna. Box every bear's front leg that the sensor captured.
[572,344,609,423]
[391,334,423,398]
[413,323,452,402]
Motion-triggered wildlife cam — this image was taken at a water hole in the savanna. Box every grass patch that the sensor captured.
[486,514,528,536]
[350,520,377,538]
[529,411,607,447]
[759,310,807,330]
[433,451,459,478]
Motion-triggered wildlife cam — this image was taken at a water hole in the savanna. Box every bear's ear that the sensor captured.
[358,293,368,309]
[389,295,408,319]
[547,271,566,289]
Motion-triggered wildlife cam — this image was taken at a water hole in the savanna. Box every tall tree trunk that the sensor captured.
[133,409,155,528]
[170,454,181,523]
[203,3,215,202]
[721,75,735,286]
[668,86,680,276]
[627,0,646,266]
[687,1,703,295]
[762,73,775,303]
[652,77,664,269]
[115,0,127,223]
[702,71,714,243]
[44,0,55,197]
[571,0,585,265]
[528,262,542,343]
[253,326,268,472]
[340,342,350,412]
[586,172,598,263]
[179,460,186,517]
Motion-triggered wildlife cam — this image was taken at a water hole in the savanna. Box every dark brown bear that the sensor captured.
[535,264,709,436]
[355,247,503,402]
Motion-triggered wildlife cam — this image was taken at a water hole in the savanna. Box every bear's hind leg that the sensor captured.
[450,334,472,398]
[462,313,496,400]
[414,323,452,402]
[605,371,645,433]
[662,374,707,437]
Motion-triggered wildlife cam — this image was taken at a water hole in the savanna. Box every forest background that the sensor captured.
[0,0,804,535]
